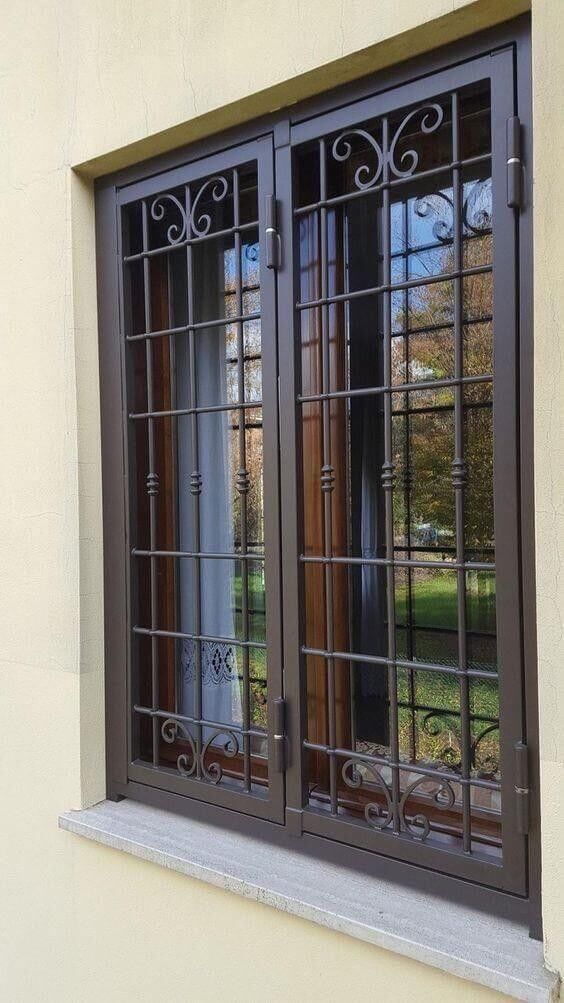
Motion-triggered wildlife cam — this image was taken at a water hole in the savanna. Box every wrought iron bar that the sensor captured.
[402,196,417,764]
[133,549,265,561]
[167,251,180,717]
[184,182,204,778]
[301,645,497,680]
[303,741,501,792]
[124,219,258,262]
[297,374,492,405]
[296,263,491,312]
[234,168,252,792]
[133,704,265,739]
[300,554,494,571]
[294,151,491,217]
[381,117,401,832]
[130,399,261,421]
[141,200,160,768]
[126,311,261,343]
[390,313,492,341]
[134,625,266,649]
[452,93,472,852]
[319,137,338,815]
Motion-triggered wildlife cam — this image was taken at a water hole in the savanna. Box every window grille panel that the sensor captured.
[291,75,519,874]
[119,150,283,817]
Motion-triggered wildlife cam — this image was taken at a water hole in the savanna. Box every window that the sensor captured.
[97,27,535,914]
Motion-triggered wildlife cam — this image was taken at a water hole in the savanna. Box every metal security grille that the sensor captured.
[293,88,499,847]
[113,138,285,822]
[98,27,534,906]
[279,45,529,893]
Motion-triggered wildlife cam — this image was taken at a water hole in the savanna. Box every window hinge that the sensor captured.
[273,697,287,772]
[506,116,524,210]
[265,195,281,269]
[514,740,530,835]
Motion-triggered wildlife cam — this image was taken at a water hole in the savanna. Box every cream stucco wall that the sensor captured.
[1,1,562,1000]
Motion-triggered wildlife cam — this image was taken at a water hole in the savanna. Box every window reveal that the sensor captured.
[100,38,531,901]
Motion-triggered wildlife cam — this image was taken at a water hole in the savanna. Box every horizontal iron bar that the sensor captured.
[389,228,491,262]
[294,152,491,217]
[391,313,493,340]
[392,399,491,419]
[127,311,261,342]
[395,621,496,641]
[297,373,492,406]
[124,219,258,261]
[302,741,501,792]
[300,554,495,572]
[296,263,491,312]
[130,399,262,420]
[396,701,497,725]
[301,645,498,681]
[133,704,265,739]
[133,626,266,649]
[133,548,265,561]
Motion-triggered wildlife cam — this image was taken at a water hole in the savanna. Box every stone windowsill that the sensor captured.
[59,799,558,1002]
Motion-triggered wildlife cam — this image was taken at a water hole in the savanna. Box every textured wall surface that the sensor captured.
[1,1,560,999]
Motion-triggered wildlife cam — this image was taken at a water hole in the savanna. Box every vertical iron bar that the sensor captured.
[403,197,417,763]
[320,139,338,814]
[142,201,159,767]
[235,169,252,792]
[382,119,401,832]
[452,93,472,853]
[186,184,203,779]
[167,253,180,716]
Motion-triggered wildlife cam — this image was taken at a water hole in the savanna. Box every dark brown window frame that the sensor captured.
[96,15,540,934]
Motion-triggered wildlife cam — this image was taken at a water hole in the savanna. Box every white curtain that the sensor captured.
[176,243,242,736]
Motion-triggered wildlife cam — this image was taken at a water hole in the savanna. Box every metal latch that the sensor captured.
[265,195,281,269]
[273,697,286,772]
[507,116,523,210]
[514,740,530,835]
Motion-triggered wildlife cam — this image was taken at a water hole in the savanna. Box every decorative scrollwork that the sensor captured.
[150,193,188,245]
[161,718,197,778]
[190,175,229,237]
[388,103,444,179]
[413,178,492,245]
[201,729,240,784]
[421,709,500,777]
[341,759,394,830]
[245,242,259,262]
[414,190,454,243]
[471,722,500,777]
[422,710,463,771]
[161,718,243,784]
[332,128,385,191]
[463,177,492,236]
[399,773,456,841]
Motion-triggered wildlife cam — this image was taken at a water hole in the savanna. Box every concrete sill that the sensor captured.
[59,800,558,1002]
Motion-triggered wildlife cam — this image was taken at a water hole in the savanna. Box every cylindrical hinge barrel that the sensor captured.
[507,116,523,209]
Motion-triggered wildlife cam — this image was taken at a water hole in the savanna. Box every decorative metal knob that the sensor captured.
[190,470,202,496]
[146,472,159,496]
[236,468,250,494]
[321,464,335,493]
[381,461,396,491]
[451,458,467,489]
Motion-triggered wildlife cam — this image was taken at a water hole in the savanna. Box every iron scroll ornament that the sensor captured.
[332,103,444,191]
[341,757,457,842]
[150,174,230,245]
[413,178,493,243]
[161,717,240,784]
